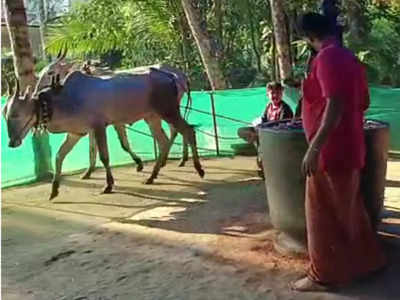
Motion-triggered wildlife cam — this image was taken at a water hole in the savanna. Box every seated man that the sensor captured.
[237,82,293,177]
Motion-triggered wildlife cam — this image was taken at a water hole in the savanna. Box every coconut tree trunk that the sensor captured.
[181,0,227,90]
[4,0,53,181]
[269,0,292,81]
[4,0,37,90]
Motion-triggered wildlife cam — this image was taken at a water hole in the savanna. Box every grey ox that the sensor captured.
[3,69,204,200]
[33,52,193,179]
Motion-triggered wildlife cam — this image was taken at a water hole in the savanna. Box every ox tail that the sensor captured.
[183,80,192,121]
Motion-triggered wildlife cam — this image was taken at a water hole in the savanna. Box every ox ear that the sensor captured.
[62,61,75,72]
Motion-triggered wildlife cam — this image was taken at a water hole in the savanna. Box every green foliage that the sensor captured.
[34,59,49,73]
[345,1,400,86]
[46,0,134,57]
[1,52,14,96]
[362,17,400,85]
[43,0,400,89]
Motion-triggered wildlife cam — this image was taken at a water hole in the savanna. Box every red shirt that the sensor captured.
[302,39,369,171]
[266,102,283,121]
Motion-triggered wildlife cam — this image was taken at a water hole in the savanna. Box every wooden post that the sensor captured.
[209,91,220,156]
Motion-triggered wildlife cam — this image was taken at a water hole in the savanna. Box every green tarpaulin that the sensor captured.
[2,85,399,188]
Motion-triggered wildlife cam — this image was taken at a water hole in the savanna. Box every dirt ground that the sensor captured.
[2,156,400,300]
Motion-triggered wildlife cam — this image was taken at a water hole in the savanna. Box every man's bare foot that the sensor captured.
[289,277,330,292]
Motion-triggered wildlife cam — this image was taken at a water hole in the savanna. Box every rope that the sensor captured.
[194,128,240,140]
[125,125,239,142]
[123,126,154,138]
[180,105,252,126]
[196,146,234,153]
[123,125,236,153]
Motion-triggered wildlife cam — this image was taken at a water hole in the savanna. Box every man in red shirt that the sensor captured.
[291,13,386,291]
[237,82,293,176]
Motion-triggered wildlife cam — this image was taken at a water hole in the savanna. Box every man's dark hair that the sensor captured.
[266,81,283,91]
[298,12,334,40]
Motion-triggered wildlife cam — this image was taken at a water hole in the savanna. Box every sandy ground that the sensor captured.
[2,156,400,300]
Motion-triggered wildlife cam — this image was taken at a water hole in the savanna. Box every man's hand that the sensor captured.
[302,147,320,177]
[301,96,343,177]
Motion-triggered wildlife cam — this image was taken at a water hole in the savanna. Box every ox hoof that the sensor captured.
[102,185,113,194]
[136,164,144,172]
[81,172,92,180]
[49,190,59,201]
[178,161,186,167]
[144,178,154,185]
[198,169,205,178]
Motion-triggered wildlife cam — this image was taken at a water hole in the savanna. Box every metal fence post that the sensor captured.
[209,91,220,156]
[153,136,158,160]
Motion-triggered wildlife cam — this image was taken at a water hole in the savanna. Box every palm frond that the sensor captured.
[45,0,179,58]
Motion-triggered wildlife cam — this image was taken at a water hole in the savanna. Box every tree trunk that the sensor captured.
[270,0,292,81]
[288,9,298,66]
[264,0,277,81]
[38,0,48,60]
[246,0,262,72]
[342,0,368,46]
[181,0,227,90]
[212,0,224,47]
[271,34,278,81]
[274,39,280,81]
[4,0,53,181]
[175,2,192,75]
[4,0,37,90]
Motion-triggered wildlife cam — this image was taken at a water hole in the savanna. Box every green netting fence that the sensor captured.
[2,85,400,188]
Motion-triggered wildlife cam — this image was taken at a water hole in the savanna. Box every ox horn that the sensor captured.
[13,77,20,98]
[23,85,32,100]
[50,75,61,88]
[56,48,63,60]
[56,48,62,59]
[61,46,68,59]
[56,46,68,63]
[55,74,61,86]
[51,75,55,88]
